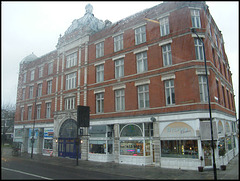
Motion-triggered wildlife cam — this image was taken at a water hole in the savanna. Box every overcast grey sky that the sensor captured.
[2,1,239,119]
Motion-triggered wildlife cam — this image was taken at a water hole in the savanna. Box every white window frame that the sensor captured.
[65,97,76,110]
[115,58,124,78]
[65,72,76,90]
[47,80,52,94]
[162,44,172,66]
[160,17,170,36]
[135,26,146,45]
[138,85,149,109]
[114,34,123,52]
[36,104,41,119]
[198,75,208,102]
[96,42,104,58]
[39,66,43,78]
[96,64,104,83]
[23,72,27,83]
[194,38,204,60]
[115,89,125,111]
[22,88,26,100]
[66,52,77,68]
[48,62,53,75]
[37,83,42,97]
[165,79,175,105]
[30,70,35,81]
[96,93,104,113]
[191,9,201,28]
[28,106,32,120]
[46,102,51,119]
[136,51,148,73]
[21,107,24,121]
[29,86,33,99]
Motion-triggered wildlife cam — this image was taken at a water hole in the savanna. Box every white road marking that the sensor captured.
[2,167,53,180]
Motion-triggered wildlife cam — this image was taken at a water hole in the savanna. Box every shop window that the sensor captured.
[89,140,106,154]
[15,129,24,138]
[44,139,53,150]
[120,124,143,137]
[218,137,226,156]
[145,140,151,156]
[226,136,232,151]
[161,140,198,158]
[120,140,143,156]
[144,122,153,137]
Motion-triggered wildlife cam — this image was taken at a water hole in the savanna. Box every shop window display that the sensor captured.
[218,137,226,156]
[161,140,198,158]
[89,125,113,155]
[226,136,232,151]
[120,140,144,156]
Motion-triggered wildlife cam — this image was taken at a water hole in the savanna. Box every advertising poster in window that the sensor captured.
[43,128,53,155]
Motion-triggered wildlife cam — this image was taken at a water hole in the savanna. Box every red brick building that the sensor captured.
[14,1,238,170]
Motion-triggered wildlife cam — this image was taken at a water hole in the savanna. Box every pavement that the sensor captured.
[1,146,239,180]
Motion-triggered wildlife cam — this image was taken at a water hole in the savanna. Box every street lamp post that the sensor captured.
[31,88,38,159]
[191,28,217,180]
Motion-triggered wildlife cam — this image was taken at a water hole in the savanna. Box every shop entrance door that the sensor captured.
[58,138,80,158]
[203,145,212,166]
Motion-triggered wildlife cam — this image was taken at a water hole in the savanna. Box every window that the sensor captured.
[191,9,201,28]
[21,107,24,121]
[39,66,43,78]
[36,104,41,119]
[47,80,52,94]
[37,83,42,97]
[96,42,104,58]
[160,17,170,36]
[23,72,27,83]
[165,80,175,105]
[120,140,144,156]
[216,80,220,103]
[48,62,53,75]
[66,52,77,68]
[28,106,32,120]
[138,85,149,109]
[114,34,123,52]
[46,102,51,118]
[194,38,204,60]
[65,72,76,90]
[96,64,104,83]
[115,58,124,78]
[162,44,172,66]
[115,89,125,111]
[22,88,25,100]
[136,51,148,73]
[96,93,104,113]
[65,97,75,110]
[135,26,146,45]
[161,140,198,158]
[29,86,33,99]
[222,86,226,107]
[214,32,218,47]
[198,76,208,102]
[30,70,35,81]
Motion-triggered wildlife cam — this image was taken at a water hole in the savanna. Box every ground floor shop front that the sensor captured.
[14,110,239,170]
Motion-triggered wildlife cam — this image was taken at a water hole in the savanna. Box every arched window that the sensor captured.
[120,124,143,137]
[59,119,77,138]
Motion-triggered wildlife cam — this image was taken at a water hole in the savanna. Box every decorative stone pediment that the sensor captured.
[56,4,112,48]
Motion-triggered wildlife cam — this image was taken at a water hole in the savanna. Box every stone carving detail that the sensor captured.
[64,4,110,35]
